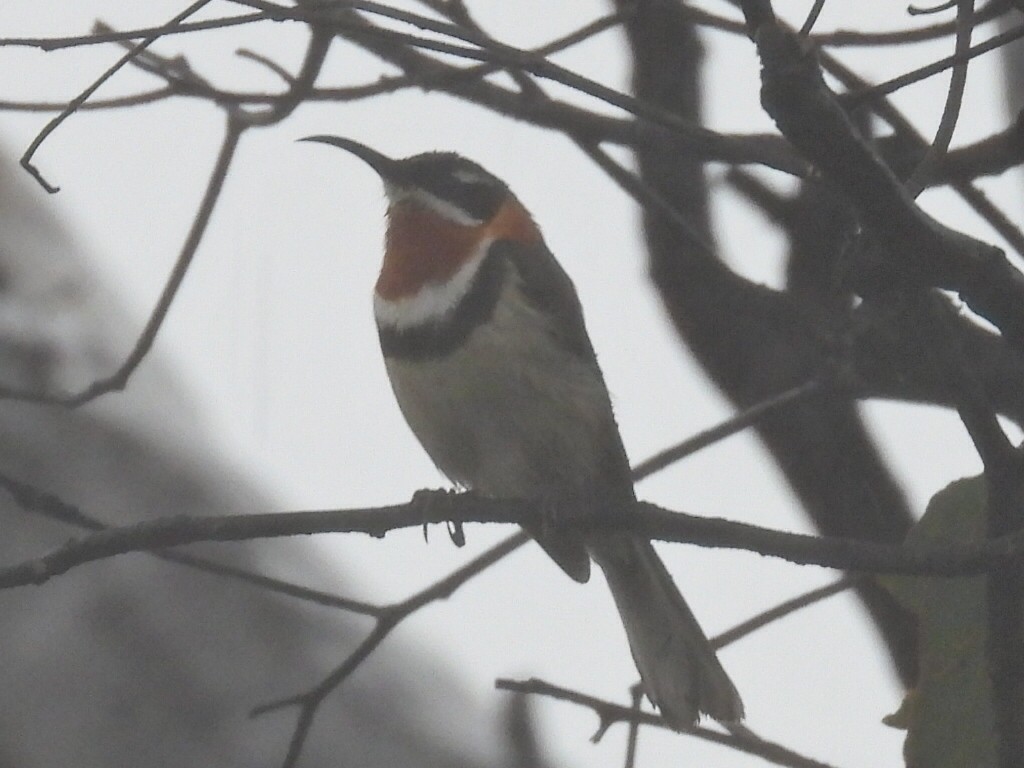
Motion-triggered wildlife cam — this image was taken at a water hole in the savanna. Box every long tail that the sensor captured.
[590,536,743,727]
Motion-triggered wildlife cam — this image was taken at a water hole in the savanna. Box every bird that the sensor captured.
[302,136,743,727]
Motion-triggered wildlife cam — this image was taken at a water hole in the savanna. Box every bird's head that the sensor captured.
[302,136,543,305]
[301,136,508,226]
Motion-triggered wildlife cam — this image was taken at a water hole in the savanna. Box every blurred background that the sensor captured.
[0,2,1021,766]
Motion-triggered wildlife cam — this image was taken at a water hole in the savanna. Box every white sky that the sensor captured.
[0,2,1020,767]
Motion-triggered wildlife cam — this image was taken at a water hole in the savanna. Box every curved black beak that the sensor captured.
[299,135,402,182]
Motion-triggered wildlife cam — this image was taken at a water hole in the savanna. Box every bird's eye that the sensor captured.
[403,155,507,223]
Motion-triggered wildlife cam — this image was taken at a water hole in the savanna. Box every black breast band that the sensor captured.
[377,250,507,360]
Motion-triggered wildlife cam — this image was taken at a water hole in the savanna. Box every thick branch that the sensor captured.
[746,12,1024,352]
[622,0,920,682]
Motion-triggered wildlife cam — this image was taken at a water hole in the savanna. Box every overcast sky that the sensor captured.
[1,3,1020,766]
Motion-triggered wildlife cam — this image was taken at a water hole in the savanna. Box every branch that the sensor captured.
[631,379,826,479]
[846,20,1024,105]
[0,12,269,50]
[0,376,827,605]
[495,678,838,768]
[10,115,242,404]
[903,0,975,196]
[20,0,215,192]
[933,110,1024,181]
[295,1,807,175]
[7,490,1024,590]
[0,462,865,768]
[798,0,828,36]
[251,532,529,768]
[0,469,380,614]
[231,0,725,138]
[0,87,178,112]
[813,0,1010,45]
[811,36,1024,284]
[743,8,1024,353]
[711,577,858,649]
[0,5,805,174]
[3,23,329,406]
[680,0,1013,47]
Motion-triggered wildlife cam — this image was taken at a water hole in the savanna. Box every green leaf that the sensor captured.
[879,476,998,768]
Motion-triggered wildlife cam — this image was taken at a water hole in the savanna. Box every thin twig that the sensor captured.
[0,88,178,112]
[954,182,1024,255]
[236,49,297,84]
[799,0,828,36]
[251,532,528,768]
[632,380,825,481]
[817,39,1024,258]
[904,0,975,197]
[712,577,858,649]
[0,11,653,163]
[495,678,838,768]
[0,13,269,50]
[232,0,806,175]
[910,0,958,14]
[237,26,331,126]
[814,0,1009,45]
[2,25,330,407]
[0,469,380,614]
[20,0,214,192]
[14,116,241,403]
[228,0,706,135]
[680,0,1012,46]
[846,21,1024,105]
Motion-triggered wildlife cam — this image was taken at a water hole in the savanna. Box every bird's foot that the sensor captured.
[410,487,467,546]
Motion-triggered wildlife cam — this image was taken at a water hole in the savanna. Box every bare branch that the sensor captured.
[0,376,819,611]
[0,469,380,614]
[712,577,858,649]
[20,0,215,192]
[910,0,959,15]
[624,685,643,768]
[813,37,1024,262]
[0,87,178,112]
[6,489,1024,591]
[904,0,976,196]
[632,380,825,480]
[934,110,1024,181]
[0,13,269,50]
[1,22,330,406]
[685,0,1013,46]
[301,2,807,175]
[799,0,828,36]
[230,0,730,138]
[954,182,1024,255]
[846,20,1024,105]
[495,678,838,768]
[813,0,1010,45]
[744,10,1024,353]
[10,115,242,404]
[252,532,529,768]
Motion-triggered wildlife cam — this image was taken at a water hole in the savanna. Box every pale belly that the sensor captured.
[381,289,621,498]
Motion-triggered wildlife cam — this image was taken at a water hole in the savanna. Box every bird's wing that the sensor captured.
[491,239,600,367]
[493,239,636,499]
